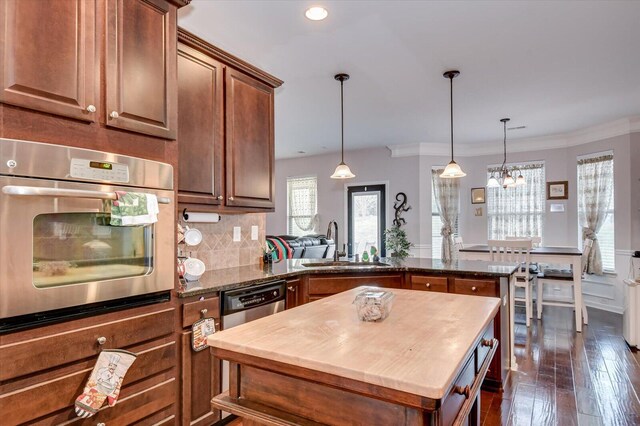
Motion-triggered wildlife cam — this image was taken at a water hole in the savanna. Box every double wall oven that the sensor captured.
[0,139,174,331]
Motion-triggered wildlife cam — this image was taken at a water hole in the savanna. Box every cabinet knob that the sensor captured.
[200,308,208,318]
[453,384,471,399]
[217,195,223,200]
[86,104,96,113]
[109,111,119,119]
[425,283,431,288]
[97,336,107,345]
[228,196,234,201]
[471,286,477,292]
[287,286,295,292]
[97,423,106,426]
[481,338,494,348]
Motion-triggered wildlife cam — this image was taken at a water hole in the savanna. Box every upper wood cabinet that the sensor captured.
[177,43,224,205]
[225,69,275,209]
[105,0,177,139]
[177,29,282,211]
[0,0,97,122]
[0,0,183,140]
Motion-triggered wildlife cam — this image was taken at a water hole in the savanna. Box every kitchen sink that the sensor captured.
[302,261,391,268]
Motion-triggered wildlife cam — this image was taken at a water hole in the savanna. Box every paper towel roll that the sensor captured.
[183,212,221,223]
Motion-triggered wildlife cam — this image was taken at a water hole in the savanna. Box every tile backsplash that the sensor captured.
[179,213,265,270]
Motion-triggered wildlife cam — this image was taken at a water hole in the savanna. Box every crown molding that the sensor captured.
[388,116,640,158]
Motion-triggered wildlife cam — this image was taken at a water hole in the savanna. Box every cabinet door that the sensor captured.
[0,0,97,122]
[286,278,301,309]
[177,43,224,205]
[181,327,221,426]
[225,68,275,209]
[105,0,177,139]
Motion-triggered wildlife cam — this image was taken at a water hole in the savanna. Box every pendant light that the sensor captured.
[487,118,526,188]
[331,73,355,179]
[440,70,466,178]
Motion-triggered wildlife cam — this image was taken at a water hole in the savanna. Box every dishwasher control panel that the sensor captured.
[222,281,286,315]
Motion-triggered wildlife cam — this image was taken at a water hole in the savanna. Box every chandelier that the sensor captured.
[487,118,525,188]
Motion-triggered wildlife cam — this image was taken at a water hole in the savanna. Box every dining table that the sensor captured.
[458,245,583,371]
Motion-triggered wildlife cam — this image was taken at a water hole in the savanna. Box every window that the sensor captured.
[577,153,615,272]
[287,176,317,236]
[347,184,386,257]
[431,168,458,260]
[487,163,545,240]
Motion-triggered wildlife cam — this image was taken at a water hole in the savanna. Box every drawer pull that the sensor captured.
[200,308,208,318]
[481,338,494,348]
[425,283,431,288]
[97,423,106,426]
[471,286,477,292]
[97,336,107,346]
[287,286,296,292]
[453,384,471,399]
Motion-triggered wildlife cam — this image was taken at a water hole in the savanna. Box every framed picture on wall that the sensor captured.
[547,181,568,200]
[471,187,486,204]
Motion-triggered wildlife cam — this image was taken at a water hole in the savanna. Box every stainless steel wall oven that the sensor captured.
[0,139,174,331]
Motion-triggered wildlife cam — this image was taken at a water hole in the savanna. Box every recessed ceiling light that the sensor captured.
[297,150,306,154]
[305,6,328,21]
[508,126,527,130]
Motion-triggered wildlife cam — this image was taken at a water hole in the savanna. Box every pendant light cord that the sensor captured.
[340,79,345,163]
[449,76,454,161]
[502,119,507,170]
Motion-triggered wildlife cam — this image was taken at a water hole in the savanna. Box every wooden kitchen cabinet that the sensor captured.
[285,278,303,309]
[409,274,448,292]
[0,0,97,122]
[1,0,184,139]
[105,0,178,139]
[179,295,222,425]
[0,302,177,424]
[306,273,403,302]
[177,29,282,212]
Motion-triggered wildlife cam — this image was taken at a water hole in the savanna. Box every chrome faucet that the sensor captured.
[326,220,346,261]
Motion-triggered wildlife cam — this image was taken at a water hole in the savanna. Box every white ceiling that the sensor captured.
[178,1,640,160]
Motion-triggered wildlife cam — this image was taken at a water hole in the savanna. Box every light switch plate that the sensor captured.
[251,225,259,240]
[233,226,241,242]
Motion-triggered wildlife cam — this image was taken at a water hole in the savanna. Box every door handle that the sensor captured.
[2,185,171,204]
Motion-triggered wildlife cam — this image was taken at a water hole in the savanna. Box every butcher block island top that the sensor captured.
[208,287,501,425]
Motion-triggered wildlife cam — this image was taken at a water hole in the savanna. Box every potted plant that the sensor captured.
[384,225,413,258]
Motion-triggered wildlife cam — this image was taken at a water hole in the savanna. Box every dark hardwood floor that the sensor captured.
[481,306,640,425]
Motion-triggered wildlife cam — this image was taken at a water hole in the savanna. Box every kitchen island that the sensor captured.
[208,287,499,425]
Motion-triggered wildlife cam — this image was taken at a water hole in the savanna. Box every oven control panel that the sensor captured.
[70,159,129,183]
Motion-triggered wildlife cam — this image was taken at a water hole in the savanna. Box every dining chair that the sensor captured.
[536,238,593,323]
[454,236,464,251]
[489,239,535,327]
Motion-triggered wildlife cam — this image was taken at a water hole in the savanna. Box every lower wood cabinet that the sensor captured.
[306,273,403,302]
[179,295,221,425]
[285,278,302,309]
[409,275,448,293]
[0,302,177,425]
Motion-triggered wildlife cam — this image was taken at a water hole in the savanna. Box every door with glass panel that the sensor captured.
[347,185,386,258]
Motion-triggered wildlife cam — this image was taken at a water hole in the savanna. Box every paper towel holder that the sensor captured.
[182,208,222,222]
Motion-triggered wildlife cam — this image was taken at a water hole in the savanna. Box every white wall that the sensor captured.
[269,132,640,313]
[266,147,420,254]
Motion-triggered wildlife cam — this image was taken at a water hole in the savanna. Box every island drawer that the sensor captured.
[409,275,448,292]
[308,274,402,296]
[451,278,496,297]
[441,355,475,426]
[0,305,175,382]
[476,322,495,373]
[182,296,220,327]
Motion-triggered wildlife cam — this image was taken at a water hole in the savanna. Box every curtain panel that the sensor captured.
[287,176,318,235]
[431,169,460,262]
[578,154,614,275]
[487,163,545,240]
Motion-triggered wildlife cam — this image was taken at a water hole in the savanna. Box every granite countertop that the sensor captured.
[178,257,519,298]
[207,287,500,400]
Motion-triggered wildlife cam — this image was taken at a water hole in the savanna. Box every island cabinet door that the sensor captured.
[104,0,177,139]
[177,42,225,206]
[0,0,97,122]
[225,68,275,209]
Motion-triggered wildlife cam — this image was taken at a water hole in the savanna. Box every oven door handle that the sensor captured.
[2,185,171,204]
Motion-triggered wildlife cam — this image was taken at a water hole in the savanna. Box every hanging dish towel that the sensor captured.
[110,191,159,226]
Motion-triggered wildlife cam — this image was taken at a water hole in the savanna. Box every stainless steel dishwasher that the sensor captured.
[219,280,286,418]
